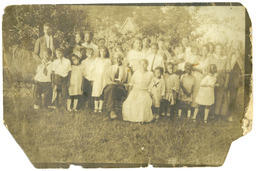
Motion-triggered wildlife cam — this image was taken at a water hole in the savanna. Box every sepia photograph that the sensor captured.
[2,3,252,168]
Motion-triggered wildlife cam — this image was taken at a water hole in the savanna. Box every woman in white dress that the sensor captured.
[126,38,143,73]
[122,59,154,123]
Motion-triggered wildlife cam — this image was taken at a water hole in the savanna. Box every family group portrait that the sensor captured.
[3,4,251,167]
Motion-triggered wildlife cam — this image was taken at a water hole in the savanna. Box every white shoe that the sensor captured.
[33,104,39,110]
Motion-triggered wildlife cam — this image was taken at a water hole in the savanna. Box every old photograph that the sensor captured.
[2,3,252,168]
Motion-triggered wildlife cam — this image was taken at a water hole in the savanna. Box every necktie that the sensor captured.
[114,66,119,80]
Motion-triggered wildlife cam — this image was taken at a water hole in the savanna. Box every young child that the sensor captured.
[91,47,111,113]
[33,58,53,109]
[149,66,165,119]
[178,62,196,119]
[81,48,95,108]
[66,54,83,112]
[161,62,180,118]
[51,48,71,108]
[192,64,218,123]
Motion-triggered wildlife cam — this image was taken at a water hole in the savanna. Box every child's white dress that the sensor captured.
[81,57,96,81]
[149,77,165,108]
[122,70,154,122]
[68,65,83,96]
[91,58,111,97]
[196,75,217,106]
[163,73,180,105]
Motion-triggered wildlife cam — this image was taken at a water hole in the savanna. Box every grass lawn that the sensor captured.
[3,83,244,168]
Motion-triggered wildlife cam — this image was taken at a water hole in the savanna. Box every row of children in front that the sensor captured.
[148,61,217,123]
[33,46,218,123]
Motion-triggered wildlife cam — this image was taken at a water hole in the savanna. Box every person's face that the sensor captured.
[75,34,81,44]
[158,41,164,49]
[99,39,105,47]
[72,57,79,65]
[154,69,161,78]
[209,65,217,74]
[84,33,91,42]
[100,48,107,58]
[141,61,148,71]
[202,46,208,56]
[215,45,222,55]
[167,65,173,74]
[185,64,192,74]
[43,25,52,36]
[56,50,63,59]
[86,49,93,57]
[182,38,188,46]
[151,45,158,54]
[142,39,149,48]
[115,56,123,65]
[208,44,214,53]
[134,40,142,50]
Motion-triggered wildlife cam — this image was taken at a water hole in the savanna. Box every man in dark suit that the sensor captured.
[34,23,55,62]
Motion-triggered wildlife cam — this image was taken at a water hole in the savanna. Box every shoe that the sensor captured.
[204,120,208,123]
[166,113,171,117]
[94,109,98,113]
[110,111,118,119]
[48,105,56,110]
[161,113,165,116]
[73,109,78,112]
[67,108,72,112]
[33,104,39,110]
[154,114,159,120]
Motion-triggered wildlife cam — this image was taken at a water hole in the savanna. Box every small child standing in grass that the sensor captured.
[161,62,180,118]
[149,66,165,119]
[67,54,84,112]
[178,62,196,119]
[33,58,53,109]
[51,48,71,108]
[192,64,218,123]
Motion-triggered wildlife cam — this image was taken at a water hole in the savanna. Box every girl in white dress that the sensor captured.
[192,64,218,123]
[91,47,111,113]
[122,59,154,123]
[67,55,83,112]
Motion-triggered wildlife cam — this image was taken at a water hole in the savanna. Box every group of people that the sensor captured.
[32,23,243,123]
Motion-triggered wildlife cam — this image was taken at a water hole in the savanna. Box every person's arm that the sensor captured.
[33,38,41,61]
[161,79,166,98]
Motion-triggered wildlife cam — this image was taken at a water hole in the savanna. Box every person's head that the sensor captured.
[154,66,164,78]
[98,38,106,48]
[43,23,52,36]
[55,48,64,59]
[75,32,84,44]
[71,54,80,65]
[133,38,142,51]
[184,62,193,74]
[151,43,159,54]
[114,53,124,66]
[182,37,189,46]
[166,62,175,74]
[142,37,151,49]
[208,42,215,54]
[84,31,93,43]
[209,64,217,75]
[86,48,94,57]
[158,39,165,49]
[215,44,222,56]
[140,59,148,71]
[174,46,184,55]
[201,44,209,56]
[99,47,110,58]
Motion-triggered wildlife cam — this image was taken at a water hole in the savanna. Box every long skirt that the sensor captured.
[122,88,154,122]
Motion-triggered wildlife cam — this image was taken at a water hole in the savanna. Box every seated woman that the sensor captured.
[103,53,128,119]
[122,59,154,123]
